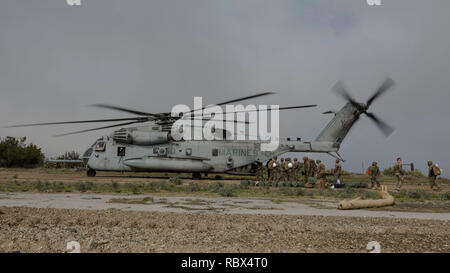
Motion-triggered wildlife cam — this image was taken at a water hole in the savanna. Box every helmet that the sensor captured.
[427,161,433,166]
[316,160,321,164]
[303,156,308,161]
[336,159,340,163]
[372,162,377,165]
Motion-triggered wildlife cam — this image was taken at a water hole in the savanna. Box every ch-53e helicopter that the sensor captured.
[7,78,395,179]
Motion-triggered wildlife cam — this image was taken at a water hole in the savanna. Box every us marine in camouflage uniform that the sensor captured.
[255,162,264,181]
[316,160,329,189]
[333,159,342,183]
[292,158,300,181]
[267,157,276,181]
[286,158,295,181]
[428,161,441,191]
[279,158,285,181]
[368,162,381,190]
[302,156,310,183]
[393,157,405,190]
[310,159,317,177]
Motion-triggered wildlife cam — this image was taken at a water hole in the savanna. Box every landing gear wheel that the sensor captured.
[192,172,201,180]
[87,169,96,177]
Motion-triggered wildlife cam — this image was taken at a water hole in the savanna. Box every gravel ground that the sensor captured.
[0,206,448,253]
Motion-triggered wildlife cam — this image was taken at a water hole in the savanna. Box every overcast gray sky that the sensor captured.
[1,0,449,175]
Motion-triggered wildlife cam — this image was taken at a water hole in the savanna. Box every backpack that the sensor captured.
[433,165,441,176]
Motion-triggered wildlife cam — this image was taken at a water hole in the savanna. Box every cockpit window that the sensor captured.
[83,147,93,158]
[94,141,106,152]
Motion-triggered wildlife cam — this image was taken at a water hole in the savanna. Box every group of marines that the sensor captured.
[367,157,442,191]
[255,156,343,189]
[255,156,442,191]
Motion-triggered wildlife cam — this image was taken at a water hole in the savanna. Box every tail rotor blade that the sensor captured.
[332,81,358,106]
[366,77,395,107]
[365,112,395,137]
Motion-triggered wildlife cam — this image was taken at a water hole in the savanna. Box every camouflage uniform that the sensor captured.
[275,158,283,182]
[302,157,310,183]
[333,159,342,182]
[255,162,264,181]
[368,162,381,189]
[292,158,300,181]
[267,158,275,181]
[310,159,317,177]
[316,160,329,189]
[285,158,295,181]
[279,158,286,181]
[393,159,405,190]
[428,161,441,191]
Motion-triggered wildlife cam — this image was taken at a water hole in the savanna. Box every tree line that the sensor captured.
[0,136,44,168]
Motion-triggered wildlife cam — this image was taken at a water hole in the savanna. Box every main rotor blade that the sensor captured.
[186,118,250,124]
[184,92,276,115]
[366,77,395,107]
[185,104,317,118]
[5,117,147,128]
[332,81,358,106]
[54,121,142,137]
[214,92,276,106]
[91,104,161,118]
[365,112,395,137]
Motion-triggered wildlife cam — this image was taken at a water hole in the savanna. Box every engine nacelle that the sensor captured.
[113,129,171,145]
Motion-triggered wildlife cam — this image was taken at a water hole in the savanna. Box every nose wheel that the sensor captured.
[87,168,96,177]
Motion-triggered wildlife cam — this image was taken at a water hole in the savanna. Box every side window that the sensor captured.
[186,148,192,156]
[117,147,126,157]
[212,149,218,156]
[94,141,106,152]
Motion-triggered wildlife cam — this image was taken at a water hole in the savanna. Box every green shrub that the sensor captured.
[127,183,140,194]
[271,181,278,187]
[407,190,432,200]
[75,182,88,192]
[186,183,202,192]
[307,177,317,183]
[345,181,368,188]
[240,180,249,187]
[111,181,120,192]
[440,192,450,200]
[207,182,224,192]
[169,177,183,185]
[218,186,235,197]
[295,189,305,196]
[35,180,46,192]
[281,188,294,196]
